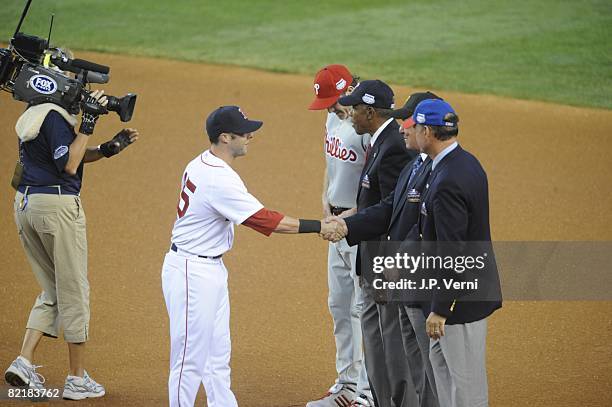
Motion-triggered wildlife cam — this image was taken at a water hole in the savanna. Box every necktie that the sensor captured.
[365,144,372,163]
[408,155,424,185]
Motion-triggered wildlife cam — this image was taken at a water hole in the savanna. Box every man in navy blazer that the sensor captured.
[327,92,443,407]
[336,80,413,407]
[412,99,502,407]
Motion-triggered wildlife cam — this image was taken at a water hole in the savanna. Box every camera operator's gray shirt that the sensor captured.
[325,112,370,208]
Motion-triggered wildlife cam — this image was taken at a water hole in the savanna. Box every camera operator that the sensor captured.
[4,59,139,400]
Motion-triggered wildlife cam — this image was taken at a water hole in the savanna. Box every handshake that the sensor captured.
[320,216,349,243]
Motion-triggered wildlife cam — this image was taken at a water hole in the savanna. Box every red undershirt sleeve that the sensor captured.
[242,208,285,236]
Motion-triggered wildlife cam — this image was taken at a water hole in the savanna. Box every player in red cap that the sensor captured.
[307,65,373,407]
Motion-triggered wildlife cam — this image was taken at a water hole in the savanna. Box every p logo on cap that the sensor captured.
[308,64,353,110]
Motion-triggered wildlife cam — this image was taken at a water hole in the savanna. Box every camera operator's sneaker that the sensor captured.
[5,356,46,389]
[306,383,356,407]
[349,393,374,406]
[62,371,105,400]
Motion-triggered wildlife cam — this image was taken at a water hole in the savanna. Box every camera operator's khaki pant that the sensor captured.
[14,191,89,343]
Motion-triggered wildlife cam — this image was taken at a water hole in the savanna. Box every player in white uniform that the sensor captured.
[307,65,373,407]
[161,105,340,407]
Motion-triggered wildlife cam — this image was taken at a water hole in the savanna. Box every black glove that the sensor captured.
[79,94,107,135]
[99,129,135,158]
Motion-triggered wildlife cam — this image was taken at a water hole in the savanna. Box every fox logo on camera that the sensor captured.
[29,75,57,95]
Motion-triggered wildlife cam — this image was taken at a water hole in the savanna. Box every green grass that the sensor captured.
[1,0,611,108]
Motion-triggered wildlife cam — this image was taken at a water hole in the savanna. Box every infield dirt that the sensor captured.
[1,51,611,406]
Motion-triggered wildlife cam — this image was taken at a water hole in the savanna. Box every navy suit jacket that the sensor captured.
[418,145,502,324]
[356,120,414,212]
[351,120,413,275]
[346,156,431,245]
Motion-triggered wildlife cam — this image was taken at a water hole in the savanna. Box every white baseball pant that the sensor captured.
[162,250,237,407]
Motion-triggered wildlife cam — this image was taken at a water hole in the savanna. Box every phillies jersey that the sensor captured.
[325,112,370,208]
[171,150,263,256]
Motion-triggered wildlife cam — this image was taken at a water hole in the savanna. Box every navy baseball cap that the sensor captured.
[390,91,442,120]
[206,106,263,138]
[338,80,395,109]
[413,99,457,127]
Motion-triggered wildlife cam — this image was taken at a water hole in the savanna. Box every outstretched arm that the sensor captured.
[242,208,341,235]
[274,216,340,235]
[83,145,104,163]
[84,128,139,163]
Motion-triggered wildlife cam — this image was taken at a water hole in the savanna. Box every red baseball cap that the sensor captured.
[402,117,416,129]
[308,64,353,110]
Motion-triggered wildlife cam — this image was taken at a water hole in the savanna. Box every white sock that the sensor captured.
[17,355,32,367]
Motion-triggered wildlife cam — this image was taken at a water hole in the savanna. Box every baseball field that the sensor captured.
[1,1,611,406]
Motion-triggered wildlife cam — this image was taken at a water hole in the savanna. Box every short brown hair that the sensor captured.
[428,113,459,140]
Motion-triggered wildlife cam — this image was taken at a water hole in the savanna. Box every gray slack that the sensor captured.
[429,318,488,407]
[399,306,438,407]
[361,283,417,407]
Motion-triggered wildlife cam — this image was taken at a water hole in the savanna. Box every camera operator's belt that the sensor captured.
[170,243,223,260]
[18,185,79,196]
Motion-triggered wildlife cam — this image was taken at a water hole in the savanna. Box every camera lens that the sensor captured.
[106,93,137,122]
